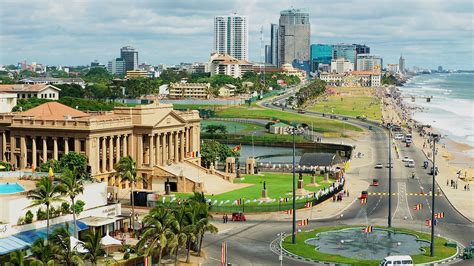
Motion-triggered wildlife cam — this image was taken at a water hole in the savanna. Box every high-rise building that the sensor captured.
[356,54,383,72]
[278,9,310,67]
[310,44,333,72]
[265,45,272,64]
[120,46,138,71]
[399,55,406,73]
[332,44,370,68]
[214,14,248,61]
[107,58,126,75]
[330,58,354,74]
[270,23,279,66]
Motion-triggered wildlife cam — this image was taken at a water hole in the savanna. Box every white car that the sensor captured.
[395,134,404,140]
[402,156,410,162]
[406,160,415,168]
[375,163,383,169]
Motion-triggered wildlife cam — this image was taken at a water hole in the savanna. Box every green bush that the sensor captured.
[61,202,71,214]
[36,208,47,220]
[73,200,86,215]
[0,161,12,171]
[17,216,25,225]
[24,210,34,224]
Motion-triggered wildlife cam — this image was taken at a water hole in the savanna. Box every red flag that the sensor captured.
[232,145,241,152]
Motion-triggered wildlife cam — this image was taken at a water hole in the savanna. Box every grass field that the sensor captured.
[201,120,265,134]
[216,106,362,133]
[207,172,330,205]
[309,87,382,121]
[282,225,457,265]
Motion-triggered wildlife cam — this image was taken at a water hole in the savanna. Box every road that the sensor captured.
[202,89,473,265]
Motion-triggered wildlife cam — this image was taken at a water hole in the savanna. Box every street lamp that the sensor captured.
[430,134,441,257]
[388,125,393,228]
[277,232,285,266]
[287,124,306,244]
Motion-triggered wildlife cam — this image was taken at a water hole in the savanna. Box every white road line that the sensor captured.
[393,182,402,218]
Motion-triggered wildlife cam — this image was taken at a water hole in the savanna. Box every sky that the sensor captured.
[1,0,473,70]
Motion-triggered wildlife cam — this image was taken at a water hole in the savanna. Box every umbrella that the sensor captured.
[70,236,88,253]
[101,235,122,246]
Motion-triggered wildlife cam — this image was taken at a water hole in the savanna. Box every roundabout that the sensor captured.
[280,225,458,265]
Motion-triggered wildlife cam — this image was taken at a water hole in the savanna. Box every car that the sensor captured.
[373,179,379,186]
[406,160,415,168]
[342,117,348,120]
[231,212,246,222]
[402,156,410,162]
[395,134,404,140]
[297,109,306,114]
[330,115,338,119]
[375,163,383,169]
[360,191,368,199]
[380,255,413,266]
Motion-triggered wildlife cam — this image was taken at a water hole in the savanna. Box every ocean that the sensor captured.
[399,73,474,157]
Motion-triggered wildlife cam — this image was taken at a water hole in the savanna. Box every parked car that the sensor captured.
[375,163,383,169]
[402,156,410,162]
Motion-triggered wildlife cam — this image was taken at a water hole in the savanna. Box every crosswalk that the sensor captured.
[366,192,442,197]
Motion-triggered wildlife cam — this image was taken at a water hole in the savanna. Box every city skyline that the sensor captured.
[0,0,473,69]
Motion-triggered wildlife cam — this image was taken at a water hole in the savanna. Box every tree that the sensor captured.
[188,196,217,257]
[137,206,178,265]
[82,230,104,265]
[113,156,141,234]
[59,152,89,179]
[58,168,84,238]
[27,176,64,242]
[57,84,85,98]
[204,124,227,139]
[50,224,84,265]
[29,238,55,265]
[200,140,239,168]
[84,83,109,99]
[39,159,60,173]
[9,249,26,266]
[83,67,112,83]
[171,204,190,262]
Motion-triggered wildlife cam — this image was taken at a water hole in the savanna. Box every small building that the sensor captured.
[269,122,291,135]
[126,70,148,79]
[218,84,237,97]
[20,77,86,88]
[0,84,61,100]
[0,92,17,113]
[169,82,210,99]
[319,73,344,86]
[208,53,253,78]
[281,63,306,80]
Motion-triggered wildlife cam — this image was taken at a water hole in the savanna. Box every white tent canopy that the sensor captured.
[101,235,122,246]
[70,236,88,253]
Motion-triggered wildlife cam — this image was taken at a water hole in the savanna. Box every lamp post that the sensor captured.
[388,125,392,228]
[430,134,440,257]
[277,232,285,266]
[287,125,306,244]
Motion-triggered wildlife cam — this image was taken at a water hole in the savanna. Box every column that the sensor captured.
[42,137,47,163]
[149,134,155,166]
[116,135,121,161]
[168,132,173,163]
[74,138,81,153]
[108,136,114,171]
[137,135,143,166]
[53,137,58,161]
[180,131,185,161]
[161,133,166,165]
[0,132,4,161]
[184,127,189,154]
[64,138,69,154]
[122,134,128,157]
[101,137,106,173]
[32,137,37,169]
[189,127,193,153]
[20,136,26,169]
[174,131,178,163]
[155,133,160,166]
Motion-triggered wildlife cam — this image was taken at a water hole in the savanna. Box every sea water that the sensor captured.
[399,73,474,157]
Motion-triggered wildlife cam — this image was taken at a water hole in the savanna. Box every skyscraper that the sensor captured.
[265,45,272,64]
[356,54,383,72]
[399,54,406,73]
[120,46,138,71]
[310,44,333,72]
[332,44,370,69]
[214,14,248,61]
[107,58,126,75]
[278,9,311,67]
[270,23,279,66]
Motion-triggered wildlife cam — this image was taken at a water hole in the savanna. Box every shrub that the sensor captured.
[36,208,47,220]
[17,216,25,225]
[61,202,71,214]
[123,252,130,260]
[24,210,34,224]
[73,200,86,215]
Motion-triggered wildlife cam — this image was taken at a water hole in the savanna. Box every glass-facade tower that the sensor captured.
[310,44,333,72]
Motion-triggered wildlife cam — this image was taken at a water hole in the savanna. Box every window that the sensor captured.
[394,261,402,265]
[402,260,412,264]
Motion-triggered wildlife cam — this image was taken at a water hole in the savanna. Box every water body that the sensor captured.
[231,144,319,164]
[399,73,474,157]
[305,228,429,261]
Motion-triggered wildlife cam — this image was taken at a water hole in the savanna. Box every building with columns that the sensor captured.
[0,101,203,192]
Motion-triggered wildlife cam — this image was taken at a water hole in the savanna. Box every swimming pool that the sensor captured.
[0,183,25,194]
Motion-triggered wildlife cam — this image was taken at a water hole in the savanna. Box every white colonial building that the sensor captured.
[0,84,61,100]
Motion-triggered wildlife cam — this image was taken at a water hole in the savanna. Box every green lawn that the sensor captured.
[309,87,381,121]
[207,172,330,206]
[216,106,362,133]
[282,225,457,265]
[201,120,265,134]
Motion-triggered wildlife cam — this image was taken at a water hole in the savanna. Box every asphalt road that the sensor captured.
[201,91,473,265]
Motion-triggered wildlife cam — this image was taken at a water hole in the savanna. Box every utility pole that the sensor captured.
[388,126,392,228]
[292,131,296,244]
[430,134,439,257]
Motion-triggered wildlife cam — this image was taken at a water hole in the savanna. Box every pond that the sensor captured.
[305,227,429,261]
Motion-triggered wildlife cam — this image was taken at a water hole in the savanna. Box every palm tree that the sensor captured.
[113,156,141,234]
[189,194,218,256]
[9,249,26,266]
[171,204,189,263]
[82,230,104,265]
[28,238,55,265]
[138,206,177,265]
[196,216,218,257]
[50,224,84,265]
[58,168,84,238]
[27,176,64,242]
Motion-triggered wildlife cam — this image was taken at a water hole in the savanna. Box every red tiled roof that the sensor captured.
[20,102,89,120]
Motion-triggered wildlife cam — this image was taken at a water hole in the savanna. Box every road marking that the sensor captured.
[367,192,440,197]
